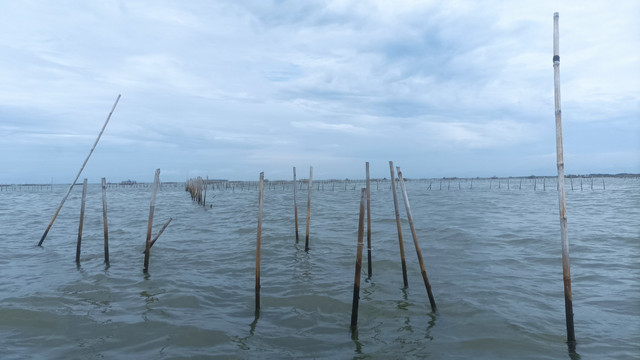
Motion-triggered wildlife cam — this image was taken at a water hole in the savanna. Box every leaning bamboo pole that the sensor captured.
[350,188,367,331]
[75,179,88,263]
[38,94,121,246]
[144,169,161,273]
[397,167,437,312]
[389,162,409,288]
[255,172,264,313]
[553,12,576,348]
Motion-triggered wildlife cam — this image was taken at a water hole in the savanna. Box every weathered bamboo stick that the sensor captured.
[144,169,161,273]
[350,188,367,331]
[389,162,409,288]
[305,166,313,252]
[397,167,437,312]
[148,217,173,250]
[38,94,121,246]
[102,177,109,263]
[366,162,372,278]
[203,176,208,207]
[75,178,88,263]
[553,12,576,348]
[256,172,264,313]
[293,167,299,243]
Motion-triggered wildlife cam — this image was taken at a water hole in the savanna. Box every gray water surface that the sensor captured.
[1,178,638,359]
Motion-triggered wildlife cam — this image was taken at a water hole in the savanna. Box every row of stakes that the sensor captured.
[216,161,438,333]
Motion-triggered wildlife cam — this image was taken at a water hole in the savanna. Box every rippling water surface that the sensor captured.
[1,177,638,359]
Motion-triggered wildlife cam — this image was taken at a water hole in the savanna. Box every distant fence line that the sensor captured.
[3,176,637,192]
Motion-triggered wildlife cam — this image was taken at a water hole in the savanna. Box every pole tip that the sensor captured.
[554,12,559,17]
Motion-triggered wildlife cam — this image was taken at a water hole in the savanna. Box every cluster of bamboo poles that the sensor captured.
[185,176,209,207]
[251,162,437,331]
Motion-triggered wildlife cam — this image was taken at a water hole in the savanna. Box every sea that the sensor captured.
[1,176,638,359]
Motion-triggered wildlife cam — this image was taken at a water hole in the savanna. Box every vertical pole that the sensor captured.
[350,188,367,331]
[397,167,437,312]
[553,12,576,348]
[389,162,408,288]
[366,162,372,278]
[38,94,121,246]
[75,178,88,263]
[203,176,208,207]
[256,172,264,313]
[293,167,299,243]
[144,169,161,273]
[102,177,109,264]
[305,166,313,252]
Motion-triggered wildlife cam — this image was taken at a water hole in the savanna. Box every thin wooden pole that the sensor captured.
[350,188,367,331]
[553,12,576,348]
[305,166,313,252]
[203,176,208,207]
[389,162,408,288]
[144,168,161,273]
[75,178,88,263]
[148,217,173,250]
[397,167,437,312]
[102,177,109,263]
[293,167,299,243]
[38,94,121,246]
[256,172,264,313]
[366,162,372,278]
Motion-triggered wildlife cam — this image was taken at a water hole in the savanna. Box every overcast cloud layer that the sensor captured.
[1,0,638,183]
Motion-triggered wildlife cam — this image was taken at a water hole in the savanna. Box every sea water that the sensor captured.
[1,177,638,359]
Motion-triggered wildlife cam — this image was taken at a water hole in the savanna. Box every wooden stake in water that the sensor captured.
[144,169,161,273]
[366,162,372,278]
[102,177,109,263]
[389,162,409,288]
[75,178,88,263]
[305,166,313,252]
[147,217,173,251]
[553,12,576,348]
[397,167,437,312]
[350,188,367,331]
[256,172,264,313]
[293,167,299,243]
[38,94,121,246]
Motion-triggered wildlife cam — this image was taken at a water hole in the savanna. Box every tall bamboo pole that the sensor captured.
[305,166,313,252]
[389,162,409,288]
[553,12,576,348]
[144,169,161,273]
[256,172,264,313]
[75,179,88,263]
[293,167,299,243]
[350,188,367,331]
[397,167,437,312]
[102,177,109,263]
[38,94,121,246]
[366,162,372,278]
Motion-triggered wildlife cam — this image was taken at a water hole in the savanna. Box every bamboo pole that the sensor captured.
[350,188,367,331]
[75,178,88,263]
[293,167,299,243]
[38,94,121,246]
[203,176,208,207]
[553,12,576,348]
[397,167,437,312]
[389,162,408,288]
[305,166,313,252]
[256,172,264,313]
[366,162,372,278]
[148,217,173,250]
[144,169,161,273]
[102,177,109,263]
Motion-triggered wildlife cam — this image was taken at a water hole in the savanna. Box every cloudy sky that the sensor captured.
[1,0,638,183]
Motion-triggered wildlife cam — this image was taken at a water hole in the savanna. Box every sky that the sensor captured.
[0,0,638,183]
